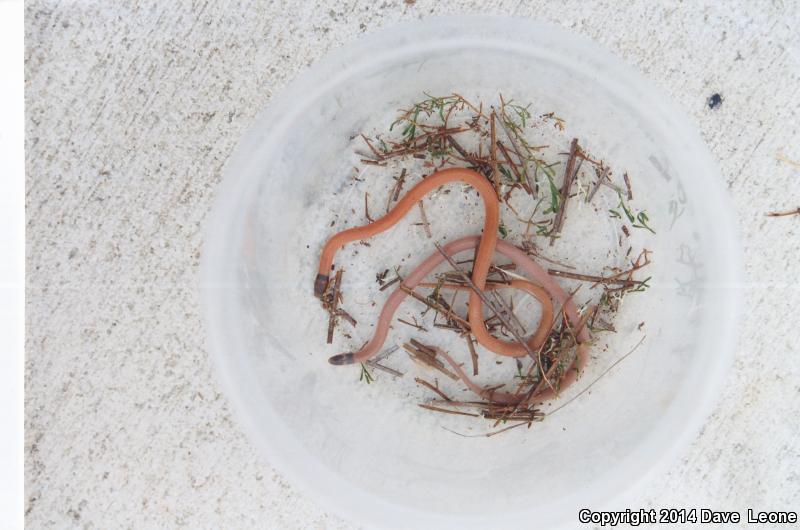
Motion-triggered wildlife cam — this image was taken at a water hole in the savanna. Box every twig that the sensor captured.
[432,242,554,392]
[371,345,399,364]
[336,309,357,327]
[550,138,580,245]
[447,136,492,176]
[326,270,343,344]
[465,334,479,376]
[485,421,535,437]
[402,341,459,380]
[398,317,427,331]
[491,289,526,337]
[399,284,471,330]
[419,404,480,417]
[448,92,486,118]
[360,134,384,160]
[418,201,432,238]
[415,377,453,401]
[364,192,374,222]
[366,361,404,378]
[623,172,633,201]
[766,207,800,217]
[547,268,645,286]
[495,102,535,194]
[586,166,609,204]
[417,280,511,290]
[589,251,651,288]
[442,420,533,438]
[490,110,499,193]
[386,168,407,213]
[496,140,527,190]
[379,274,402,292]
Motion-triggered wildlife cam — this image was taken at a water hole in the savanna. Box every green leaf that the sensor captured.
[499,222,509,238]
[359,363,375,384]
[618,195,636,223]
[498,165,514,182]
[545,173,560,214]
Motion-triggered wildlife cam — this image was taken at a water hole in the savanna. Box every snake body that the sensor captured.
[315,168,589,399]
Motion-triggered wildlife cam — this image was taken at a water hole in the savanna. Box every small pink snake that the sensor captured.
[316,168,591,404]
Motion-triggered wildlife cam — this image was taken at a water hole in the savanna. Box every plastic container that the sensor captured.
[201,17,742,529]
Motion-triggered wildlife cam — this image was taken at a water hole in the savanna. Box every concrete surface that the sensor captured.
[25,1,799,528]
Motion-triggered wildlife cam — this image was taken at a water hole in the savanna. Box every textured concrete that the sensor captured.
[25,1,799,528]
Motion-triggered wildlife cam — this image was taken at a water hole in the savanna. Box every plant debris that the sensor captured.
[766,207,800,217]
[319,92,656,434]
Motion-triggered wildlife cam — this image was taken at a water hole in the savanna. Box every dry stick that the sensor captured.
[433,286,461,330]
[465,333,479,376]
[623,172,633,201]
[432,242,555,392]
[522,245,577,270]
[441,418,536,438]
[590,253,651,289]
[447,135,472,159]
[489,290,524,339]
[393,168,407,201]
[495,286,582,425]
[546,268,645,286]
[400,284,471,330]
[428,399,527,413]
[497,141,531,194]
[418,280,511,290]
[402,342,459,380]
[415,377,453,402]
[326,269,343,344]
[548,335,646,416]
[495,107,535,193]
[525,328,577,405]
[419,404,480,418]
[766,207,800,217]
[586,166,609,204]
[398,317,427,331]
[418,201,432,238]
[371,344,399,364]
[490,111,499,193]
[409,338,438,355]
[563,304,594,348]
[486,421,535,436]
[336,309,357,327]
[482,409,544,422]
[550,138,580,246]
[448,136,492,176]
[360,134,385,160]
[386,168,407,213]
[433,323,463,332]
[430,398,504,407]
[440,92,484,120]
[379,275,401,292]
[575,150,603,166]
[366,361,404,378]
[364,192,374,222]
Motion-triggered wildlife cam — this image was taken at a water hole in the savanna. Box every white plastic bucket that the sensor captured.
[201,16,742,529]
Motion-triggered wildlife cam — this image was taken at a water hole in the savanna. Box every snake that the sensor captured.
[314,167,590,401]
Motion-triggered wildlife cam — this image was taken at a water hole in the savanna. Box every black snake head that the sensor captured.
[328,353,355,365]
